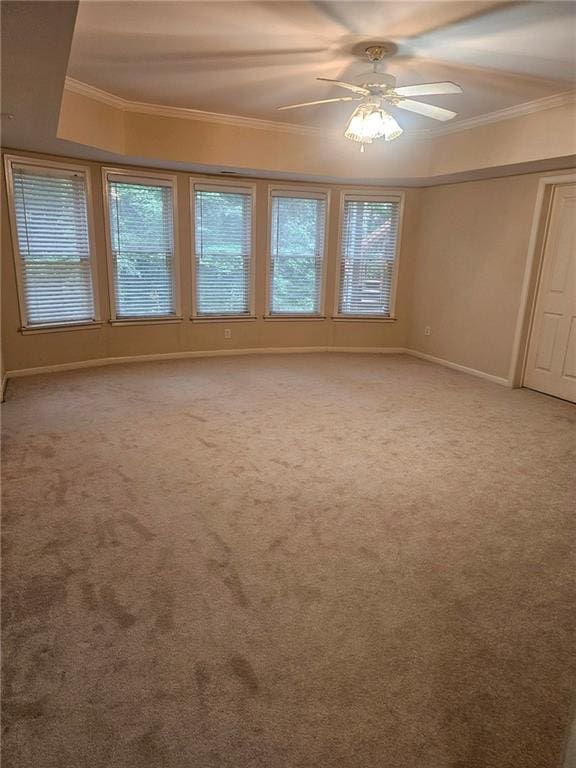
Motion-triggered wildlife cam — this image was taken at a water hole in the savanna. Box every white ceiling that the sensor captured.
[67,0,576,129]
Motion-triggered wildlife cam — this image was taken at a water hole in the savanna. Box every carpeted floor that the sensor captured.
[2,353,576,768]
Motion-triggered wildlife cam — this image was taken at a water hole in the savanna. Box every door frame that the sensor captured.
[509,173,576,388]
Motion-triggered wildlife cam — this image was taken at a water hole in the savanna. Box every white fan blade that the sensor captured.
[278,96,360,111]
[396,99,457,121]
[394,82,463,97]
[316,78,369,96]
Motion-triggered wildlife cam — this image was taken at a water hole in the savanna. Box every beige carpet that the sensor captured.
[2,353,576,768]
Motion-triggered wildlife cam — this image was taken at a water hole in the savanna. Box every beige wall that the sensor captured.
[4,148,575,381]
[58,92,126,155]
[429,101,576,178]
[408,169,576,379]
[1,149,419,372]
[58,90,431,181]
[57,88,576,183]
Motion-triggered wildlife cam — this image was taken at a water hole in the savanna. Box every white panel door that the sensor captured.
[524,183,576,403]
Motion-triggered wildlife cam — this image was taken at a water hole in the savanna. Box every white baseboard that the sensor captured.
[330,347,408,355]
[4,346,509,388]
[405,349,510,386]
[5,346,408,380]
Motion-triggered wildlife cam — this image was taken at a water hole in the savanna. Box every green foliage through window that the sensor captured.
[339,199,400,316]
[194,189,252,315]
[270,195,326,315]
[108,180,175,318]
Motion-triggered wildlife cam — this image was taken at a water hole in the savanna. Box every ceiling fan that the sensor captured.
[278,44,463,150]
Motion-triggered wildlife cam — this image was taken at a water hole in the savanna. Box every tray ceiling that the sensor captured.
[67,1,576,130]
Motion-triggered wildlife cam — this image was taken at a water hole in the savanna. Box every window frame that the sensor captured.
[265,184,330,319]
[334,190,405,322]
[4,154,102,333]
[190,177,257,321]
[102,166,181,324]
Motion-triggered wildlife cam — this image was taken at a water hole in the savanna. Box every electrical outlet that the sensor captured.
[424,326,431,336]
[224,328,232,339]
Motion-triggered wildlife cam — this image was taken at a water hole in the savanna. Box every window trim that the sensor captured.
[20,322,105,336]
[4,154,101,332]
[334,189,405,321]
[265,183,330,319]
[102,166,182,324]
[190,177,257,320]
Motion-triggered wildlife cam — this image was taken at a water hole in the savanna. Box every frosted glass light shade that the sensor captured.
[344,104,403,144]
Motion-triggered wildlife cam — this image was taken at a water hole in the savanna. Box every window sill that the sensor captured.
[191,315,258,323]
[331,316,397,323]
[264,315,326,322]
[20,321,104,335]
[110,317,183,326]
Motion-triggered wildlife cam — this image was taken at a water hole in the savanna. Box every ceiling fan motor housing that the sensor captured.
[363,72,397,90]
[360,44,397,90]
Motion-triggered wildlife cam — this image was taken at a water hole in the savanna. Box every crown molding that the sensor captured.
[64,77,576,140]
[65,77,126,109]
[64,77,325,137]
[427,90,576,136]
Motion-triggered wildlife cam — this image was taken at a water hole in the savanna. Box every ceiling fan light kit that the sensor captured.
[278,43,463,151]
[344,101,403,146]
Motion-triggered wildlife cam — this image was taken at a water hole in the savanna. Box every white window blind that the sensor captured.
[10,163,96,327]
[269,190,327,315]
[193,185,253,316]
[107,175,177,319]
[338,196,401,316]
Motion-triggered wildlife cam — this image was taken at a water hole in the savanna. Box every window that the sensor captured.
[268,189,327,316]
[192,182,254,316]
[104,171,179,320]
[337,194,402,317]
[6,158,98,329]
